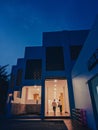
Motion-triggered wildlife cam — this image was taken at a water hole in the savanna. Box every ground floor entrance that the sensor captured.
[45,79,70,117]
[11,79,70,118]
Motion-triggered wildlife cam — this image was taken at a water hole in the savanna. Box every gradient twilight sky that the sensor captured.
[0,0,98,73]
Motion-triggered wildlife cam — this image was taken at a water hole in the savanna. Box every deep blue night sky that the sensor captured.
[0,0,98,73]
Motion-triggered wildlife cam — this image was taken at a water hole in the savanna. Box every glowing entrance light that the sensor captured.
[54,79,57,82]
[34,85,37,88]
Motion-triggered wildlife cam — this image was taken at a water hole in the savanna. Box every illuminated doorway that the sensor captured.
[45,79,70,117]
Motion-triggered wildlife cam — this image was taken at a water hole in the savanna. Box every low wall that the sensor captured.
[11,103,26,115]
[11,103,41,115]
[26,104,41,114]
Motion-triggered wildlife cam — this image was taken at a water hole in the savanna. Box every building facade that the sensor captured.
[8,30,89,118]
[72,16,98,130]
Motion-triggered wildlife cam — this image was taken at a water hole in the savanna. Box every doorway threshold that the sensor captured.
[45,116,70,119]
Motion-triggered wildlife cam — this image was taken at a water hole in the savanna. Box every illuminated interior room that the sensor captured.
[45,79,70,116]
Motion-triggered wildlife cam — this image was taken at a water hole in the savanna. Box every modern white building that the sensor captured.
[8,30,89,120]
[72,16,98,130]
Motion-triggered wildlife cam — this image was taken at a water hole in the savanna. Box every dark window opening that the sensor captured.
[25,59,42,80]
[46,47,64,71]
[16,69,22,86]
[70,45,82,60]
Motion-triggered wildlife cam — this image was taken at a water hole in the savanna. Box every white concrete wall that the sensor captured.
[13,91,21,103]
[64,84,70,114]
[72,16,98,130]
[21,87,26,104]
[72,76,96,129]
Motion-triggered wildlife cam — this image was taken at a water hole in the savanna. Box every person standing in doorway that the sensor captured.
[58,99,62,115]
[52,99,57,115]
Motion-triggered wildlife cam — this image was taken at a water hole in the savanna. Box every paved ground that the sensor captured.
[0,119,68,130]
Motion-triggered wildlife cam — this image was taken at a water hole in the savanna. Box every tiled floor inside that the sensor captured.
[45,112,70,117]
